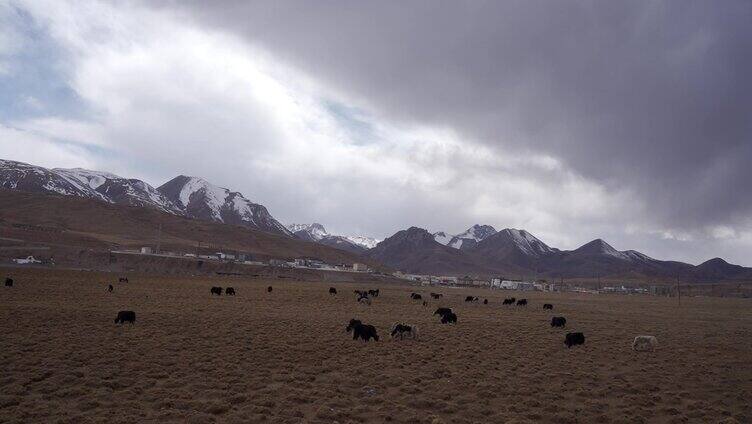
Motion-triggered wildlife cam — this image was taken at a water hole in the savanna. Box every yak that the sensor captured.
[346,319,379,342]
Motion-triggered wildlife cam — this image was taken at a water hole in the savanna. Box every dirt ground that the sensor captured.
[1,268,750,423]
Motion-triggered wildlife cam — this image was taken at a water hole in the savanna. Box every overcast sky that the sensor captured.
[1,0,751,265]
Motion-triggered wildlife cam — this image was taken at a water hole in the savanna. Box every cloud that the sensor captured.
[2,0,752,265]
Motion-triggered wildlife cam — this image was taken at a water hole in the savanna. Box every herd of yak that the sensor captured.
[4,275,586,348]
[344,288,585,348]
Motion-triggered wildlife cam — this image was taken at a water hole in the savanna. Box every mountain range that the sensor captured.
[0,159,291,236]
[368,226,752,283]
[1,158,750,283]
[286,223,379,253]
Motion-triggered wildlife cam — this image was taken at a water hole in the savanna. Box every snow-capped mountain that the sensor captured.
[54,167,181,214]
[467,227,556,270]
[495,228,556,257]
[0,159,292,237]
[343,235,380,250]
[447,224,498,250]
[570,239,656,262]
[286,223,381,253]
[158,176,292,237]
[288,223,329,242]
[0,159,180,213]
[364,226,488,274]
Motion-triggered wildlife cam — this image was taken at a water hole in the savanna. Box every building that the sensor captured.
[458,276,474,286]
[496,280,535,290]
[140,247,153,254]
[13,256,41,265]
[353,263,368,272]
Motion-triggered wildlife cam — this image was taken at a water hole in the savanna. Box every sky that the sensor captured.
[1,0,751,265]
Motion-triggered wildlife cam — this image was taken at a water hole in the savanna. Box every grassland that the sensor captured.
[1,267,750,423]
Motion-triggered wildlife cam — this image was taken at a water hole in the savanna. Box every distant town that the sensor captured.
[12,247,675,297]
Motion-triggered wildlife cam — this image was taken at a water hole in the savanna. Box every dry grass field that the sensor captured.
[1,268,750,423]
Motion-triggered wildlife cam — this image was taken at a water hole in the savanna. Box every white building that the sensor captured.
[13,256,41,265]
[140,247,153,254]
[353,263,368,272]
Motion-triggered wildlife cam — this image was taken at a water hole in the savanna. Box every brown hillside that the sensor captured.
[0,189,383,269]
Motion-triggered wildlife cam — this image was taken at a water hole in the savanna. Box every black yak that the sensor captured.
[565,332,585,348]
[516,299,528,306]
[434,307,453,317]
[346,319,379,342]
[441,312,458,324]
[225,287,236,296]
[114,311,136,324]
[551,317,567,327]
[210,286,222,296]
[329,287,337,295]
[543,303,553,310]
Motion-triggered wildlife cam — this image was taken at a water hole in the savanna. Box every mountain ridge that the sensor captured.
[0,159,291,237]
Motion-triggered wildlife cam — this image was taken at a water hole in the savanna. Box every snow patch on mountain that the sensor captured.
[343,235,380,249]
[288,223,329,241]
[446,225,497,249]
[433,231,451,245]
[501,228,555,257]
[178,177,228,219]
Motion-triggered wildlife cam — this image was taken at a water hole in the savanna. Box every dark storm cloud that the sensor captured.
[158,0,752,230]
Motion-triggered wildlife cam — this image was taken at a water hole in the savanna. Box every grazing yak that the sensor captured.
[5,277,13,287]
[430,292,443,299]
[441,312,458,324]
[267,286,273,293]
[358,296,372,306]
[565,332,585,348]
[118,277,129,283]
[434,307,453,317]
[516,299,528,306]
[329,287,337,296]
[551,317,567,327]
[354,290,370,300]
[410,293,422,300]
[368,289,380,297]
[465,296,478,302]
[346,319,379,342]
[107,284,113,292]
[633,335,658,352]
[502,297,516,305]
[210,286,223,296]
[483,299,488,305]
[391,323,419,340]
[543,303,553,310]
[225,287,236,296]
[114,310,136,324]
